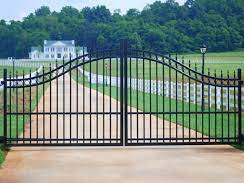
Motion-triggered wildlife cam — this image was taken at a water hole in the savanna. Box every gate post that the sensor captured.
[120,40,124,146]
[119,39,128,146]
[237,68,242,144]
[2,69,7,146]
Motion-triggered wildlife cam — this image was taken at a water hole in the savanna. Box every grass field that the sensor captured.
[179,50,244,78]
[179,50,244,63]
[83,51,244,81]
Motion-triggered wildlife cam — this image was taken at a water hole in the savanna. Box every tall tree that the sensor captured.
[0,0,243,58]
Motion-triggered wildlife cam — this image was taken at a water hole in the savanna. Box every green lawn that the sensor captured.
[178,50,244,63]
[178,51,244,79]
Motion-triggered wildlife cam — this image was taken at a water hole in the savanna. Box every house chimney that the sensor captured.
[44,40,47,45]
[72,40,75,45]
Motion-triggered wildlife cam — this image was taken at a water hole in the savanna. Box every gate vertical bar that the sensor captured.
[124,39,128,146]
[3,69,7,145]
[120,40,124,145]
[238,68,242,144]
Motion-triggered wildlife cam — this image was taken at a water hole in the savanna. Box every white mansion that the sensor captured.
[29,40,87,60]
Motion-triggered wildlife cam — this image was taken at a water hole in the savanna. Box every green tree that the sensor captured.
[35,6,51,17]
[0,0,244,58]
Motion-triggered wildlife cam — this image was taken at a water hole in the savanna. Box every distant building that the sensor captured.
[29,40,87,60]
[43,40,76,60]
[29,47,43,60]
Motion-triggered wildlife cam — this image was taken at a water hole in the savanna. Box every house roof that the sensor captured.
[44,40,75,47]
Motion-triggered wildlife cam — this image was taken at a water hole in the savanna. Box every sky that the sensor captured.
[0,0,186,21]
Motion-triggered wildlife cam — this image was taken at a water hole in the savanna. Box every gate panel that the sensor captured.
[125,48,241,145]
[4,48,123,146]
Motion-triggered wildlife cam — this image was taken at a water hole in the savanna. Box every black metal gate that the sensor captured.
[125,43,243,146]
[0,40,243,146]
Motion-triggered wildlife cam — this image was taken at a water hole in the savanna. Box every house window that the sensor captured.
[57,53,61,59]
[51,54,55,58]
[45,54,49,58]
[64,48,68,52]
[51,47,55,52]
[45,48,49,52]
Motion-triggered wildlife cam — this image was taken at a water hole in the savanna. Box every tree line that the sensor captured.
[0,0,244,58]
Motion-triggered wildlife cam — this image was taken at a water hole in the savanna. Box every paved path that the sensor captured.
[1,75,244,183]
[1,146,244,183]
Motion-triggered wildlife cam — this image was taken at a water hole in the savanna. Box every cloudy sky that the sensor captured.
[0,0,186,21]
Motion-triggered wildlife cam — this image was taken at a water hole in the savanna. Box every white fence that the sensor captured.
[0,66,43,91]
[1,65,243,110]
[0,59,56,68]
[79,68,244,109]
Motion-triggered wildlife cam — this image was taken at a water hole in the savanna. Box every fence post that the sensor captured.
[186,83,189,102]
[238,68,242,144]
[209,86,212,108]
[193,83,196,104]
[225,88,228,111]
[3,69,7,146]
[166,81,169,97]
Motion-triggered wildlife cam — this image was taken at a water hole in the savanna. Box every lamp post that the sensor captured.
[200,44,207,111]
